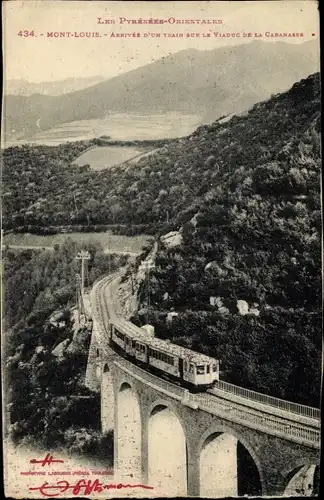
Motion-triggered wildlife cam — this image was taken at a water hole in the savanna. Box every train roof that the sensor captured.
[147,337,216,364]
[117,318,148,339]
[113,318,216,364]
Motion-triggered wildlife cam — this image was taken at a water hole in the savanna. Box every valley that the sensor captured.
[3,40,319,140]
[4,113,202,148]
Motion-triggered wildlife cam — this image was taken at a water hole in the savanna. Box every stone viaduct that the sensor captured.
[85,274,320,498]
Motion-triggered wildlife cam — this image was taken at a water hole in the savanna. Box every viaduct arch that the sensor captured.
[115,381,142,482]
[85,276,320,497]
[84,348,320,497]
[101,362,114,433]
[147,401,188,497]
[198,425,264,497]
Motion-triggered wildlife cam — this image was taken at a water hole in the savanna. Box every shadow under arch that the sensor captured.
[147,400,188,496]
[282,460,320,496]
[198,425,265,497]
[148,398,187,429]
[116,380,142,482]
[119,381,131,390]
[101,361,114,433]
[118,378,140,394]
[282,456,321,480]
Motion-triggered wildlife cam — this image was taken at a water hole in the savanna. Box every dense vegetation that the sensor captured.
[4,240,126,460]
[3,137,174,234]
[4,73,321,409]
[4,238,127,329]
[3,75,320,237]
[130,73,321,408]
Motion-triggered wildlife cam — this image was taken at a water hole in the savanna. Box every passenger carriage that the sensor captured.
[146,338,179,378]
[111,323,146,358]
[111,324,126,350]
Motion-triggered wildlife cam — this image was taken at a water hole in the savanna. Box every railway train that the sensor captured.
[109,320,220,390]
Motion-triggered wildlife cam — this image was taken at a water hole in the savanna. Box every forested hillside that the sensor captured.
[4,241,126,459]
[3,73,321,407]
[3,74,320,238]
[132,73,321,408]
[4,239,127,329]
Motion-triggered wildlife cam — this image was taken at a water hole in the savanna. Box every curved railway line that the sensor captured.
[90,272,320,449]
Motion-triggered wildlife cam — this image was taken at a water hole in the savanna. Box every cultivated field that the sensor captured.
[74,146,144,170]
[4,233,151,253]
[5,112,203,146]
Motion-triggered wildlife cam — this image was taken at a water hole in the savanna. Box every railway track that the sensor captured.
[91,273,320,449]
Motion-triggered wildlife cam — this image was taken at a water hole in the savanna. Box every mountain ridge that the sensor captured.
[3,40,319,140]
[4,75,106,97]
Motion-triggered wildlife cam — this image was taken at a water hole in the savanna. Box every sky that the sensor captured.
[2,0,320,83]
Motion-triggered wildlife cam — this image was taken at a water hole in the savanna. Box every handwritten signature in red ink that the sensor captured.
[29,479,154,497]
[29,454,64,467]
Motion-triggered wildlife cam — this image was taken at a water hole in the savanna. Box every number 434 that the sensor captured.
[18,30,35,37]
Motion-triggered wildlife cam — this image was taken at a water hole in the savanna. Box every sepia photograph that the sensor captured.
[1,0,321,498]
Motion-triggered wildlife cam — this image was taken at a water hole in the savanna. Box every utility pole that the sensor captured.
[130,265,134,294]
[107,214,114,275]
[75,250,91,298]
[75,273,81,323]
[147,264,151,325]
[107,230,111,274]
[76,273,87,321]
[73,193,79,218]
[75,250,90,322]
[139,259,155,324]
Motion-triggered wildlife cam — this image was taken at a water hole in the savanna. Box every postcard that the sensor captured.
[1,0,321,498]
